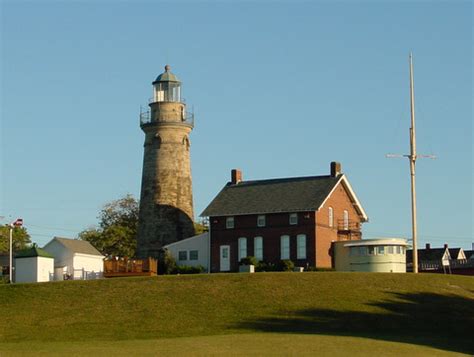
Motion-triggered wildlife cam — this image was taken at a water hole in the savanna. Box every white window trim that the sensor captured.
[238,237,247,262]
[280,235,290,260]
[328,207,334,228]
[297,234,306,260]
[226,216,235,229]
[254,236,263,261]
[343,210,349,230]
[289,213,298,225]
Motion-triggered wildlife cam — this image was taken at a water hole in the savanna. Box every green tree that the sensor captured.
[0,226,31,253]
[78,194,138,257]
[194,218,209,235]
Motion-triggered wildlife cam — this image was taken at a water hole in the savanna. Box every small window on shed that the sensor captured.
[178,251,187,261]
[226,217,234,229]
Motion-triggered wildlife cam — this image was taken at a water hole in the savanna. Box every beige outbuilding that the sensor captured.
[333,238,408,273]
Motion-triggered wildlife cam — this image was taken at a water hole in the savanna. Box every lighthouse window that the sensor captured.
[183,136,190,150]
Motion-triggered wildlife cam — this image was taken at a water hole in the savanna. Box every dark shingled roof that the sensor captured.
[464,250,474,260]
[448,248,463,260]
[50,237,103,256]
[201,175,342,217]
[406,248,449,264]
[15,246,54,259]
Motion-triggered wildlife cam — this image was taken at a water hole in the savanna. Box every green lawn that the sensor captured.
[0,272,473,355]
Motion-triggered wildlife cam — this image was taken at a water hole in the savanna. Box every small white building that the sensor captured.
[43,237,104,280]
[163,233,209,272]
[333,238,408,273]
[15,246,54,283]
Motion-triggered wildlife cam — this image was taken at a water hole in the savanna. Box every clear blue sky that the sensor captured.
[1,1,472,250]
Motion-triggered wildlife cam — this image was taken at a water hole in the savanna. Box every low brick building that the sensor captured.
[201,162,368,272]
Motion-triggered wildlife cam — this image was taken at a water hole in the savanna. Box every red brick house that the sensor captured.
[201,162,368,272]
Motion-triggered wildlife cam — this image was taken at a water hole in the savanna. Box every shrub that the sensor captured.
[175,265,205,274]
[240,256,258,266]
[255,261,278,272]
[279,260,295,272]
[158,250,177,275]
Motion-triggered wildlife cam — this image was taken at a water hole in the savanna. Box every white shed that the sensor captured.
[163,233,209,272]
[15,246,54,283]
[43,237,104,280]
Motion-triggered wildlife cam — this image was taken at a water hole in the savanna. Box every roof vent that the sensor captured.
[231,169,243,184]
[330,162,342,177]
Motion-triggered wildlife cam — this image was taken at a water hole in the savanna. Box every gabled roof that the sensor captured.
[46,237,103,256]
[448,248,465,260]
[15,246,54,259]
[406,248,449,263]
[465,250,474,260]
[200,174,368,221]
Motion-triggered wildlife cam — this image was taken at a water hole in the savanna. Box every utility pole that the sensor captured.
[386,53,436,273]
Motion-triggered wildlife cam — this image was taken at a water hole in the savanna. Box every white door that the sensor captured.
[220,245,230,272]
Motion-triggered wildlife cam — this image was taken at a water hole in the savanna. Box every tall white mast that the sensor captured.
[409,53,418,273]
[386,53,436,273]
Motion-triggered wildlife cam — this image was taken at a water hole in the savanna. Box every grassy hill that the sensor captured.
[1,272,473,355]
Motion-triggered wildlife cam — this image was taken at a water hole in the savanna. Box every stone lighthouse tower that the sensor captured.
[136,65,195,258]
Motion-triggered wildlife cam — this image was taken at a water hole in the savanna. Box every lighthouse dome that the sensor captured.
[153,65,180,84]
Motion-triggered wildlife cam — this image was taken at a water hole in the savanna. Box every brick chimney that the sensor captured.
[231,169,242,184]
[425,243,431,250]
[444,243,448,249]
[330,162,342,177]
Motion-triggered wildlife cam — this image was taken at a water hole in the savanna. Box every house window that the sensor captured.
[257,215,266,227]
[178,251,187,261]
[289,213,298,225]
[377,246,385,255]
[367,246,375,255]
[280,235,290,260]
[343,210,349,230]
[359,246,367,256]
[387,246,394,254]
[396,246,402,254]
[226,217,234,229]
[189,250,198,260]
[297,234,306,259]
[238,237,247,262]
[328,207,334,228]
[254,236,263,261]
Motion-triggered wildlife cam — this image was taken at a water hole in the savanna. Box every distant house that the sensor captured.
[43,237,104,280]
[163,233,209,272]
[14,246,54,283]
[407,243,473,275]
[407,244,450,271]
[201,162,368,273]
